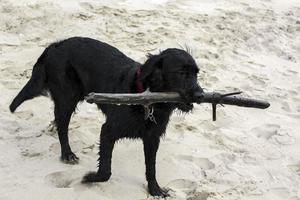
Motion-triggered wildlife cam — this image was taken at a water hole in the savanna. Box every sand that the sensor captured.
[0,0,300,199]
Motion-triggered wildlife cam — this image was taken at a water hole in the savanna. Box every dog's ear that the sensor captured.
[140,54,165,83]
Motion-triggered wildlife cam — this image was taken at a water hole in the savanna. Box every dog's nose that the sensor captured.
[191,85,203,94]
[189,85,203,101]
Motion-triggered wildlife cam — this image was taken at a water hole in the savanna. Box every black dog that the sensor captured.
[10,37,203,197]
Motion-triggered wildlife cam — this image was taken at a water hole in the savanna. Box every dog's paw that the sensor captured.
[149,184,170,198]
[61,152,79,164]
[81,171,111,183]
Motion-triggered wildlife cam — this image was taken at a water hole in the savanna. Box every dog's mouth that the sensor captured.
[176,102,194,112]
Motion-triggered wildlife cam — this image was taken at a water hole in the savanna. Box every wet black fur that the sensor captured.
[9,37,203,197]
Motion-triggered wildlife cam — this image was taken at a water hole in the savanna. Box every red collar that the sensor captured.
[136,68,145,93]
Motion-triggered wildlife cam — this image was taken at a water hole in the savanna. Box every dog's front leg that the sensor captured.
[143,136,169,197]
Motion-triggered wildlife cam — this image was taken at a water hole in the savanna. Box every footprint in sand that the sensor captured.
[283,69,298,77]
[72,12,94,21]
[167,179,213,200]
[176,155,215,170]
[252,124,295,145]
[281,101,291,112]
[268,187,292,199]
[207,75,219,84]
[167,179,198,194]
[288,162,300,176]
[174,123,198,132]
[187,191,212,200]
[236,70,248,76]
[251,124,280,140]
[20,148,43,158]
[249,74,267,86]
[45,171,80,188]
[15,110,34,120]
[48,142,60,154]
[288,89,298,95]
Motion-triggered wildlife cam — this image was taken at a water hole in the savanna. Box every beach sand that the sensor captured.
[0,0,300,199]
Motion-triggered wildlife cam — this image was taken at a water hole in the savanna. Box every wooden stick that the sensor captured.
[85,91,270,109]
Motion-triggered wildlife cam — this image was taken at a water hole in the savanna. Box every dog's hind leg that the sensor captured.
[82,122,115,182]
[53,97,79,164]
[54,103,79,164]
[50,84,81,164]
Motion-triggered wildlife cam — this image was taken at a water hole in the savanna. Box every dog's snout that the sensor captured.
[186,85,203,102]
[195,86,203,93]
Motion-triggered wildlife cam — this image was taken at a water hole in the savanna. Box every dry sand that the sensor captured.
[0,0,300,199]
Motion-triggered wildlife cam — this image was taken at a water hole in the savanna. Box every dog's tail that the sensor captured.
[9,48,49,113]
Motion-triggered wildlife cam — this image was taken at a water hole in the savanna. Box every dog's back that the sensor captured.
[10,37,139,112]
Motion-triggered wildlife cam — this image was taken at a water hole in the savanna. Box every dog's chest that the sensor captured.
[127,106,173,138]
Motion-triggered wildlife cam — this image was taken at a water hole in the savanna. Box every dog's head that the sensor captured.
[140,48,203,112]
